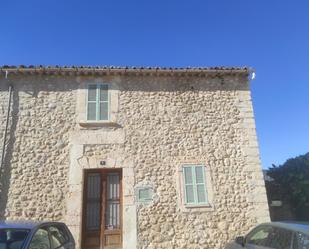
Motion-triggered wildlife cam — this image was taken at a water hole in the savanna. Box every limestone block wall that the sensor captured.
[116,75,269,249]
[0,73,269,249]
[0,76,76,220]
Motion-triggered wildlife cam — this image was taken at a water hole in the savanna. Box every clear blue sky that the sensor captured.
[1,0,308,168]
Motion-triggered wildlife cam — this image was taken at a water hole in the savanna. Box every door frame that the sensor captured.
[82,168,123,249]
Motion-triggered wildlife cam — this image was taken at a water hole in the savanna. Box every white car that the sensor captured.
[225,222,309,249]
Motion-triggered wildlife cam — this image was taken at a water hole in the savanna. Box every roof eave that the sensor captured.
[0,66,252,77]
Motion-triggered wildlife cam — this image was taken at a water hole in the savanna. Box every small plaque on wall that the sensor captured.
[136,186,153,203]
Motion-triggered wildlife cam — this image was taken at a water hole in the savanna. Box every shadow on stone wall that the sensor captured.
[0,74,249,93]
[0,88,19,219]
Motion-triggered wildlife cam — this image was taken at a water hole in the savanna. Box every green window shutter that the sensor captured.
[87,84,109,121]
[99,84,109,120]
[183,166,196,204]
[195,166,208,204]
[87,84,97,120]
[183,165,208,205]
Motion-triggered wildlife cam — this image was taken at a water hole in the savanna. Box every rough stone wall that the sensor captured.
[117,75,269,249]
[0,73,269,249]
[0,76,76,220]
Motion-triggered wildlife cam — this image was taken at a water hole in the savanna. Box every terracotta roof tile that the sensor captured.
[0,65,252,77]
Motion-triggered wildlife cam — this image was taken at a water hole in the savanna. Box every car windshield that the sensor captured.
[0,229,30,249]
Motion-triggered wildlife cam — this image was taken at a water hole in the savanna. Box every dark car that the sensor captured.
[0,221,75,249]
[225,222,309,249]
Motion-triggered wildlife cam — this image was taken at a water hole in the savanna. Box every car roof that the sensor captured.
[0,220,63,230]
[261,222,309,235]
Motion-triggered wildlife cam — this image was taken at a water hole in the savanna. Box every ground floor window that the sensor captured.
[181,164,211,207]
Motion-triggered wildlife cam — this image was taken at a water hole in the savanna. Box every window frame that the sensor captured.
[105,172,121,229]
[182,165,208,206]
[86,83,110,121]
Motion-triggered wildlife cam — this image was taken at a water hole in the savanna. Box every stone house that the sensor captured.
[0,66,269,249]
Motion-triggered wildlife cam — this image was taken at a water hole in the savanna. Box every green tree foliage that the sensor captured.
[267,152,309,220]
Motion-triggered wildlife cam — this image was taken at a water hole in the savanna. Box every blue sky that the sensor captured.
[1,0,308,168]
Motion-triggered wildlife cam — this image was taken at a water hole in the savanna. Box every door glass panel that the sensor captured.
[105,173,120,230]
[86,173,101,231]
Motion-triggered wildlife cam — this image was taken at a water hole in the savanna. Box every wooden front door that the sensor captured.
[82,169,122,249]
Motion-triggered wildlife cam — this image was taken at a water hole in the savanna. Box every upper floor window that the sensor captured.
[183,165,208,205]
[87,84,109,121]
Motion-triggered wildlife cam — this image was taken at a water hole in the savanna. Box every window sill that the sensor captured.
[184,204,212,208]
[79,120,121,128]
[181,203,214,212]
